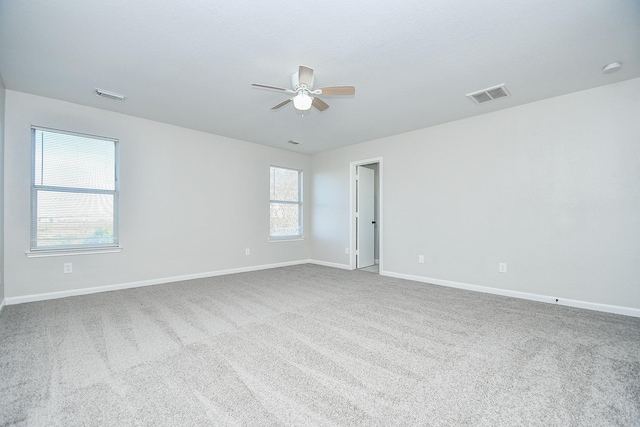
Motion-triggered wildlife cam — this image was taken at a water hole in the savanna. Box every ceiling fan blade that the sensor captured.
[252,83,294,93]
[312,97,329,112]
[271,98,293,110]
[298,65,314,87]
[318,86,356,96]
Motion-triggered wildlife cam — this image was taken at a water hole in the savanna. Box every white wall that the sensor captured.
[311,78,640,310]
[4,79,639,311]
[0,76,5,307]
[4,91,311,299]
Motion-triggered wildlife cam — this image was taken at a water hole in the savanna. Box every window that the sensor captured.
[270,166,302,239]
[31,127,119,251]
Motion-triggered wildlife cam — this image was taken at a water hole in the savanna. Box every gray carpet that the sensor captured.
[1,264,639,426]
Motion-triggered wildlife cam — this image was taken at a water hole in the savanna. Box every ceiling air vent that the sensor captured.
[95,88,126,102]
[466,84,510,105]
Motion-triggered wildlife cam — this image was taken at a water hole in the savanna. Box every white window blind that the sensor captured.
[270,166,302,238]
[31,127,119,251]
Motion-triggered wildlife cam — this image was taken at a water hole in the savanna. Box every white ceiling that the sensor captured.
[1,0,639,154]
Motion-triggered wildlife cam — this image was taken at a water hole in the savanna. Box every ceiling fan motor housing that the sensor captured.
[291,71,314,92]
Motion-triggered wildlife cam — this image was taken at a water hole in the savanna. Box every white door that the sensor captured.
[357,166,375,268]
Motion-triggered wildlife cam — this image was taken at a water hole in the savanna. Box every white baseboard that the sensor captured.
[5,259,312,306]
[7,261,637,318]
[309,260,351,270]
[381,270,640,318]
[0,298,5,315]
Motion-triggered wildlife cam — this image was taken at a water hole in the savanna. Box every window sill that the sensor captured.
[25,247,122,258]
[269,236,305,242]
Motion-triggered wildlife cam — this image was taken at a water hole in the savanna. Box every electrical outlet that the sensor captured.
[245,248,250,256]
[499,263,507,273]
[418,255,424,264]
[64,263,73,274]
[345,247,350,254]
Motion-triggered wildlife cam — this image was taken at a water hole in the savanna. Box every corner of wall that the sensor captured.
[0,73,6,305]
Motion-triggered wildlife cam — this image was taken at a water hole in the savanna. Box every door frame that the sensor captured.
[349,157,383,271]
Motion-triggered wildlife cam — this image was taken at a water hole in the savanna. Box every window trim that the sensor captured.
[269,165,303,240]
[29,126,120,253]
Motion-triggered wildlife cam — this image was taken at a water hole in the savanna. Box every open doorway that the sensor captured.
[350,158,382,273]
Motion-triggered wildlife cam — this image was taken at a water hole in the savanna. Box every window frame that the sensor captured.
[30,126,120,253]
[269,165,303,240]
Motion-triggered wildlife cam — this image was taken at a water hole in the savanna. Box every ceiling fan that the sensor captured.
[252,65,355,112]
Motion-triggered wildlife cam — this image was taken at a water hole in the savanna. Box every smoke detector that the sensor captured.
[466,84,510,104]
[95,88,126,102]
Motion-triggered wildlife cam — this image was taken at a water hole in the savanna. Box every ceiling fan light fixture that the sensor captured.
[293,92,313,111]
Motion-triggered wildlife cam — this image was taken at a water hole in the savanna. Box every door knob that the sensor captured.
[372,221,376,224]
